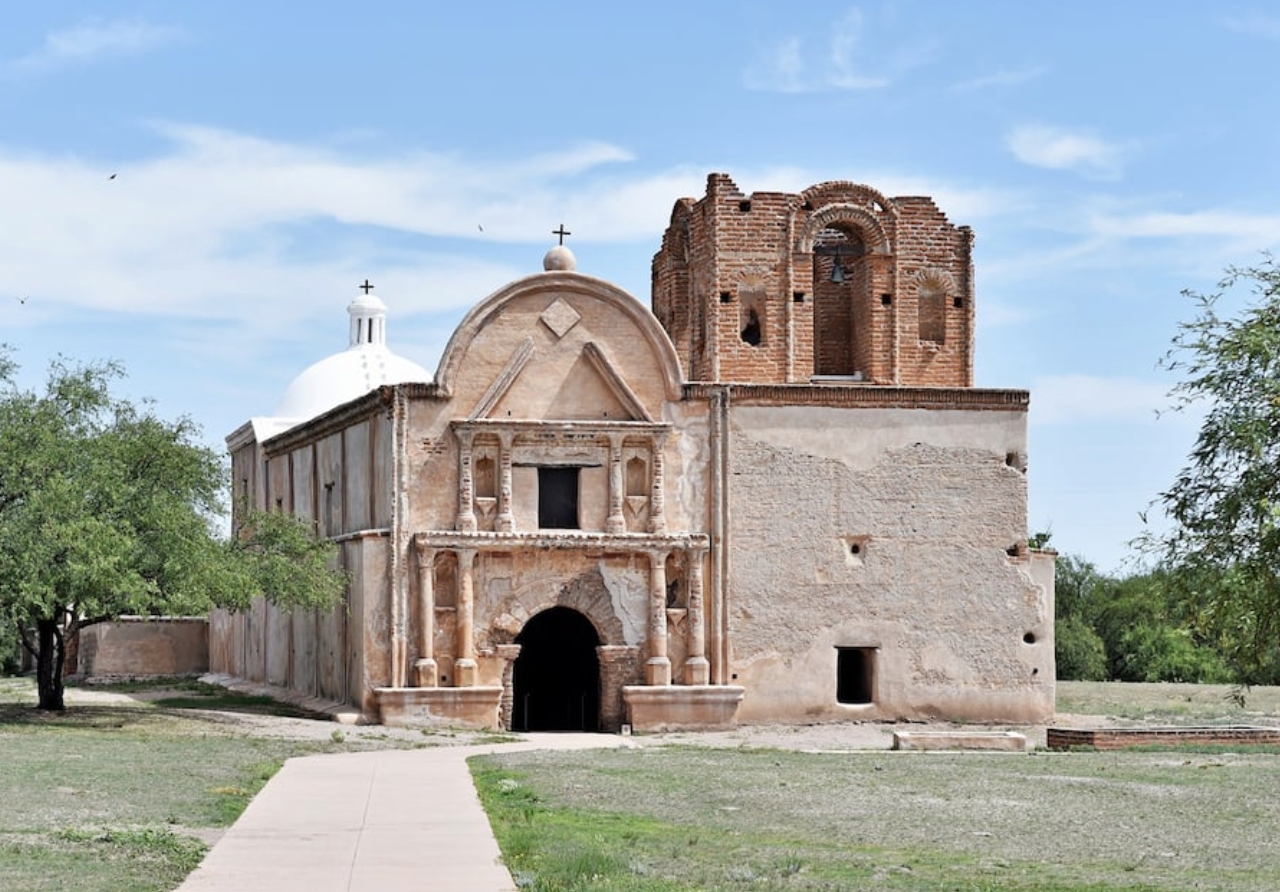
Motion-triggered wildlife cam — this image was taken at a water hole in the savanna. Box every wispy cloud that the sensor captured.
[0,126,695,335]
[1031,374,1171,425]
[10,19,185,73]
[1007,124,1128,180]
[1222,12,1280,41]
[743,7,934,93]
[951,66,1045,93]
[1089,209,1280,243]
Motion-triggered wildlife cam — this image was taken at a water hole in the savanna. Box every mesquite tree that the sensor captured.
[0,352,344,710]
[1158,258,1280,683]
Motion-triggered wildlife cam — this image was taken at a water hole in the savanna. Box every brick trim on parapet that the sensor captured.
[681,383,1029,412]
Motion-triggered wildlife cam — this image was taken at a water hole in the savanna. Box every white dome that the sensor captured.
[273,288,431,422]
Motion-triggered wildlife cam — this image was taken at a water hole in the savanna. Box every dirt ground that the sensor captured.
[60,683,1120,751]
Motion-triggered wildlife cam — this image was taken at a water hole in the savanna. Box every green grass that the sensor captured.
[0,677,337,891]
[474,756,1202,892]
[1055,680,1280,724]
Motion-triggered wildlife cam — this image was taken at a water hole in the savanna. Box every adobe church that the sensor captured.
[212,173,1055,732]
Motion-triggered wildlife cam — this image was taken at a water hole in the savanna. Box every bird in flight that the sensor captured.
[16,296,28,304]
[108,173,117,180]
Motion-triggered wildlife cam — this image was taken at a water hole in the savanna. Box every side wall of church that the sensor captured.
[724,402,1054,723]
[212,413,396,715]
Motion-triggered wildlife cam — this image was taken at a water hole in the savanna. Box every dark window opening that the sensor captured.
[739,200,752,212]
[953,296,964,309]
[836,647,875,705]
[719,291,732,304]
[881,293,893,306]
[538,467,580,529]
[793,292,806,303]
[741,308,762,346]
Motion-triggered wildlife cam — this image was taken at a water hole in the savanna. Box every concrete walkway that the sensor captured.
[176,734,629,892]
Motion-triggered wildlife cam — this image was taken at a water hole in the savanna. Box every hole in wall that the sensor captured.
[719,291,732,304]
[1023,632,1037,645]
[739,200,752,212]
[953,296,964,308]
[881,294,892,306]
[793,292,805,303]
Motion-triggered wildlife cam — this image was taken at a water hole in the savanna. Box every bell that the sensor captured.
[830,258,845,283]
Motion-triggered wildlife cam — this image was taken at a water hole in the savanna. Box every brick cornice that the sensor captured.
[682,382,1028,411]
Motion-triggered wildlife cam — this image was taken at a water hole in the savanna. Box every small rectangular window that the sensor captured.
[836,647,876,705]
[537,467,580,529]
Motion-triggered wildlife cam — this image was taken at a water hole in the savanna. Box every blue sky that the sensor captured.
[3,2,1279,573]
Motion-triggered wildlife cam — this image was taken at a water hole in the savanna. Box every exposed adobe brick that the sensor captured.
[652,174,974,387]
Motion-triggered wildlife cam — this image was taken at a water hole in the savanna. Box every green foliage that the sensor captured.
[1054,615,1109,681]
[1155,258,1280,683]
[0,351,344,708]
[1053,555,1229,683]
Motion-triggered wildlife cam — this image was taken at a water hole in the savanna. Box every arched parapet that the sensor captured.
[434,271,686,402]
[796,199,895,255]
[801,181,897,218]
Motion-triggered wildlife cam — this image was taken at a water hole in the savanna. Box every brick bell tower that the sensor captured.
[652,173,975,387]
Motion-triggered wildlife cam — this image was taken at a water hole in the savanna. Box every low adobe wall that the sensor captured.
[1047,726,1280,750]
[77,617,209,678]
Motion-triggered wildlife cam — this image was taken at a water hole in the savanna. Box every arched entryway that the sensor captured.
[512,607,601,732]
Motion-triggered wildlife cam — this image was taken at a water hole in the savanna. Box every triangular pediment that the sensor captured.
[471,340,652,422]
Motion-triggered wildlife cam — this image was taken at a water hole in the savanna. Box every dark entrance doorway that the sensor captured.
[512,607,600,731]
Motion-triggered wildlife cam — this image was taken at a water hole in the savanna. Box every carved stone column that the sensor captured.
[645,550,671,685]
[456,428,477,533]
[494,643,521,730]
[455,549,478,686]
[606,434,626,534]
[648,433,667,533]
[683,548,710,685]
[496,431,515,533]
[413,541,438,687]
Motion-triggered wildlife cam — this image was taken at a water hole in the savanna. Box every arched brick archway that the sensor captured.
[487,567,640,732]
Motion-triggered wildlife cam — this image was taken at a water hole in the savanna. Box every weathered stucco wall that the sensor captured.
[726,403,1053,723]
[77,618,209,677]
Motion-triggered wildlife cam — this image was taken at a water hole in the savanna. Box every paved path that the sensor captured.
[176,734,629,892]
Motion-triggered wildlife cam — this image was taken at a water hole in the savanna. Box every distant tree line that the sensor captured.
[1051,554,1276,683]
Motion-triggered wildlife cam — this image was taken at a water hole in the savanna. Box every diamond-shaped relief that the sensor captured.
[540,297,581,339]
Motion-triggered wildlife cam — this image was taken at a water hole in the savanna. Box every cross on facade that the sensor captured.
[553,224,571,246]
[359,279,375,294]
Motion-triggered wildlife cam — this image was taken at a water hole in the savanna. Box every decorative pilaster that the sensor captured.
[496,432,515,532]
[606,434,626,534]
[413,541,438,687]
[683,549,710,685]
[648,434,667,533]
[455,549,478,686]
[456,429,477,532]
[645,551,671,685]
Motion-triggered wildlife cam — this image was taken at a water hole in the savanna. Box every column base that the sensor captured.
[683,656,710,686]
[645,656,671,686]
[414,658,438,688]
[455,658,478,687]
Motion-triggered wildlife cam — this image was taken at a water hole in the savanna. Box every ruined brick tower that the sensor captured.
[652,173,974,386]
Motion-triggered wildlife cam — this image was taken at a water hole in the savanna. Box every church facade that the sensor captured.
[213,174,1055,731]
